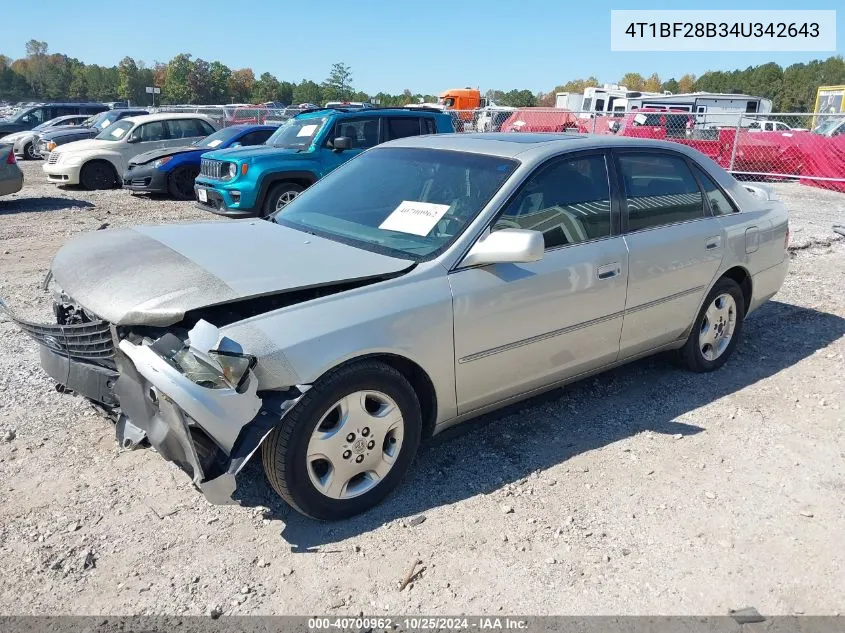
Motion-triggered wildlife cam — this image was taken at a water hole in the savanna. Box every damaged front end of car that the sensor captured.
[113,319,308,504]
[1,287,307,505]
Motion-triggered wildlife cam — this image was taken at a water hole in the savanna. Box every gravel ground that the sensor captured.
[1,161,844,616]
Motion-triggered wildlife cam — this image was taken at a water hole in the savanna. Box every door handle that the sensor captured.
[705,236,722,250]
[596,262,621,280]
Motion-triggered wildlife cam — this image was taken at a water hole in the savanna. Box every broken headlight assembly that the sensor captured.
[149,332,256,393]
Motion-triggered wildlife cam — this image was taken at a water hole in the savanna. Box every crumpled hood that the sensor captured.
[129,146,199,165]
[50,220,414,326]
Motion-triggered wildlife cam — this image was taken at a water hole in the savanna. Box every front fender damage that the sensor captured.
[114,320,308,504]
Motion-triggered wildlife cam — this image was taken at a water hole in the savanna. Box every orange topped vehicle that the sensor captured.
[438,87,487,122]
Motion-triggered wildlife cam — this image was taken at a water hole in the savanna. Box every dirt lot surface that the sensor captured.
[1,161,843,616]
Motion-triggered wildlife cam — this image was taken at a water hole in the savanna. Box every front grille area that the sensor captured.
[0,301,115,363]
[125,177,151,187]
[47,152,60,165]
[200,158,226,179]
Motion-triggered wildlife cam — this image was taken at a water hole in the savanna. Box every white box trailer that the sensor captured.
[555,92,584,110]
[625,92,773,127]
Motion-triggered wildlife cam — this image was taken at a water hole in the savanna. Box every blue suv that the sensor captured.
[194,107,454,217]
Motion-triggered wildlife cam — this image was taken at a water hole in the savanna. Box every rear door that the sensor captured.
[615,150,724,359]
[384,116,428,141]
[165,118,213,148]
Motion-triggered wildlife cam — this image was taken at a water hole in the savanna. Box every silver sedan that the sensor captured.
[1,133,789,520]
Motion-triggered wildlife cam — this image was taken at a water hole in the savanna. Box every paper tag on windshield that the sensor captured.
[297,124,318,137]
[633,113,647,125]
[379,200,450,236]
[111,127,125,137]
[207,139,223,147]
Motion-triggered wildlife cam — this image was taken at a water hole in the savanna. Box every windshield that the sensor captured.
[95,119,133,141]
[815,117,844,135]
[194,127,246,149]
[273,147,518,260]
[266,116,326,149]
[9,107,42,125]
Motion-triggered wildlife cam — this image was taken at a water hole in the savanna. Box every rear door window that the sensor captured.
[386,117,423,140]
[618,153,705,231]
[690,164,738,216]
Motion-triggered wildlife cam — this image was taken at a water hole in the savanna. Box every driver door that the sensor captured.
[448,151,629,414]
[321,116,381,175]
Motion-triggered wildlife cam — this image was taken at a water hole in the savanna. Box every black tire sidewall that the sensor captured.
[271,364,422,520]
[685,279,745,372]
[81,162,116,190]
[24,143,36,160]
[168,166,199,200]
[263,182,303,216]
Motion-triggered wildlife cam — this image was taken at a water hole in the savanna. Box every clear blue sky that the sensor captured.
[3,0,842,95]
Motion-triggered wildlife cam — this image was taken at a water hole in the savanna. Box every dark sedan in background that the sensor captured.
[0,102,107,136]
[122,124,277,199]
[38,109,149,159]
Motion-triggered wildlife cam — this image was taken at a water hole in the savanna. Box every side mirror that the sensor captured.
[126,134,140,144]
[460,229,544,268]
[230,142,242,148]
[332,136,352,151]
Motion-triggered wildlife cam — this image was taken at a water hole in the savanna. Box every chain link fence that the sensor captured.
[448,108,845,192]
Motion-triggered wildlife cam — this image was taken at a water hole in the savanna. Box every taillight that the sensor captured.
[5,151,15,165]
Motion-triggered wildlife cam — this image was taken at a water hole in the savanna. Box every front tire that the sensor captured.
[261,360,422,520]
[262,182,303,217]
[79,161,118,190]
[168,166,200,200]
[24,142,38,160]
[679,277,745,372]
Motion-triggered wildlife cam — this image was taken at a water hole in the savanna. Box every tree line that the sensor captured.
[2,41,843,113]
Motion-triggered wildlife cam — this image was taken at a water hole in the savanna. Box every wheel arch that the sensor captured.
[315,352,438,439]
[257,170,318,208]
[719,265,753,314]
[80,156,120,181]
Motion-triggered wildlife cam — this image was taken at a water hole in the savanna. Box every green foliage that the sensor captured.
[1,45,843,114]
[322,62,353,101]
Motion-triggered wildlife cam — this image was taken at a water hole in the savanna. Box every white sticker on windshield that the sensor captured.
[297,124,318,137]
[633,113,648,125]
[207,139,223,147]
[110,127,126,138]
[379,200,451,236]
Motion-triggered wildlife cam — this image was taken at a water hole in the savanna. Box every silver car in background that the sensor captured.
[0,143,23,197]
[0,134,789,520]
[0,114,90,160]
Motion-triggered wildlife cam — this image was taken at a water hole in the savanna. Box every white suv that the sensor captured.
[42,113,218,189]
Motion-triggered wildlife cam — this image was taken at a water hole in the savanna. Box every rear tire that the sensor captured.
[679,278,745,372]
[262,182,304,217]
[261,360,422,520]
[167,166,200,200]
[80,161,118,190]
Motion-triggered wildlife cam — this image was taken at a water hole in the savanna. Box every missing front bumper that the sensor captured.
[115,336,306,505]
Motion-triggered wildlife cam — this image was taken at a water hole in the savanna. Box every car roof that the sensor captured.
[380,132,715,161]
[295,107,446,120]
[120,113,215,125]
